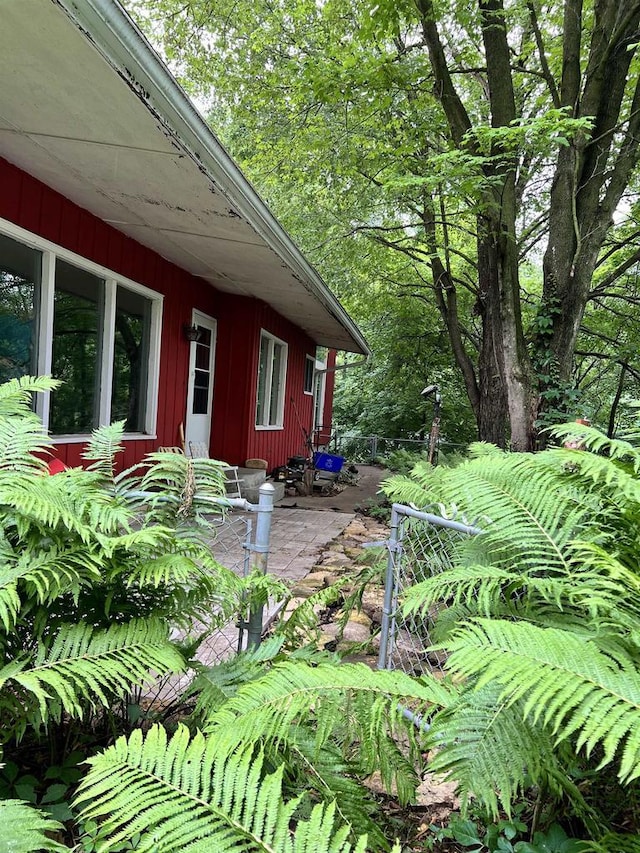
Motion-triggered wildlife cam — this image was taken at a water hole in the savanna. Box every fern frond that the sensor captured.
[385,451,593,574]
[278,730,388,846]
[0,799,69,851]
[0,375,58,415]
[3,619,185,729]
[579,832,640,852]
[82,421,125,481]
[0,544,103,631]
[273,582,347,647]
[546,445,640,507]
[76,724,370,852]
[0,418,52,472]
[445,619,640,783]
[204,660,448,799]
[0,470,124,541]
[402,561,635,623]
[551,423,640,469]
[426,682,595,822]
[120,453,227,522]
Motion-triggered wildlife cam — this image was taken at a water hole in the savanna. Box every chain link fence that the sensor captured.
[377,504,479,677]
[335,434,428,463]
[328,433,469,465]
[149,485,275,707]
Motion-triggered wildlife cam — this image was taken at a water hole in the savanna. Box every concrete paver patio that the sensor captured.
[161,467,388,687]
[210,507,355,582]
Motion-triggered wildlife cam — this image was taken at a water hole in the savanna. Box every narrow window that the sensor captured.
[314,370,326,429]
[192,325,213,415]
[50,260,104,435]
[304,354,314,395]
[111,286,152,432]
[256,331,287,428]
[0,233,41,384]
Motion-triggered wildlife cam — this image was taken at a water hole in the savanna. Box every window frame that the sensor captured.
[0,217,163,441]
[313,357,327,430]
[303,354,315,395]
[255,329,288,430]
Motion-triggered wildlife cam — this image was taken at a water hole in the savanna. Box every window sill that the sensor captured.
[255,424,284,431]
[51,433,157,444]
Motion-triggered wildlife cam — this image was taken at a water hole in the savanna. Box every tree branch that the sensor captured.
[416,0,473,146]
[526,1,560,108]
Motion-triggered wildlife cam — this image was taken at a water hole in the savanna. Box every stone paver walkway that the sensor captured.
[173,507,356,674]
[209,507,355,582]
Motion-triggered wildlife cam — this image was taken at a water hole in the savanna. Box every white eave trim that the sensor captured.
[55,0,370,357]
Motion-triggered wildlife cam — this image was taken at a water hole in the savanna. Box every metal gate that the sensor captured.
[377,504,479,676]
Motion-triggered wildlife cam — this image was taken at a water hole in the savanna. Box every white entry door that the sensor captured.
[185,310,217,454]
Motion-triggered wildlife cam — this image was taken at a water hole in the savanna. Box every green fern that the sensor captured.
[203,659,448,805]
[402,562,637,626]
[444,619,640,783]
[76,724,371,852]
[0,375,58,413]
[82,421,126,482]
[386,450,597,575]
[1,619,185,736]
[0,799,69,851]
[386,427,640,844]
[429,681,599,825]
[578,833,640,852]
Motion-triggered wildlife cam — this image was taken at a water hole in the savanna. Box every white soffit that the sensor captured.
[0,0,369,355]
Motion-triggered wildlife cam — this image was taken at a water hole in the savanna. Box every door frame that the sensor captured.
[185,309,217,453]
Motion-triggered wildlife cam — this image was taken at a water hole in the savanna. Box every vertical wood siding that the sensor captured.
[209,296,316,470]
[0,158,320,471]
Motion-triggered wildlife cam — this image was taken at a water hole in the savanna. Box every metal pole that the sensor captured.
[427,393,441,466]
[377,505,401,670]
[236,517,253,653]
[246,481,274,649]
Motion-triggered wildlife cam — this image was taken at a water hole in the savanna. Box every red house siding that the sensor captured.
[0,157,317,471]
[209,296,315,470]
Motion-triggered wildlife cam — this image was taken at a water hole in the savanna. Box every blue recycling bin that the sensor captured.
[313,452,345,473]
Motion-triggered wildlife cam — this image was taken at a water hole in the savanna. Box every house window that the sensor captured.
[256,330,287,428]
[0,233,41,384]
[304,354,314,395]
[313,369,326,430]
[0,221,162,438]
[50,261,104,434]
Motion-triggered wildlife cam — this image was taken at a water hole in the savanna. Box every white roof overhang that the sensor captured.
[0,0,369,355]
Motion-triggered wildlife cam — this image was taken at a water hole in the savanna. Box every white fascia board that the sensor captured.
[54,0,370,357]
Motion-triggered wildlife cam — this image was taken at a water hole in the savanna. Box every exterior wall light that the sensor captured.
[183,324,202,342]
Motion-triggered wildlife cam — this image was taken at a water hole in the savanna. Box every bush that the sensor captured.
[0,377,438,852]
[384,429,640,847]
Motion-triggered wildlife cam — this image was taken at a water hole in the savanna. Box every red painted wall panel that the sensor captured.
[209,296,316,470]
[0,157,320,471]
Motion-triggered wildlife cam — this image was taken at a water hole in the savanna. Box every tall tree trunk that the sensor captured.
[478,0,538,450]
[543,0,640,407]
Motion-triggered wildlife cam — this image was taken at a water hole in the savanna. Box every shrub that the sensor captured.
[384,429,640,847]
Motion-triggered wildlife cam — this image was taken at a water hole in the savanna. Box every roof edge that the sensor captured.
[54,0,370,356]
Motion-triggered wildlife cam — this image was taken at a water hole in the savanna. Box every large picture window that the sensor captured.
[256,331,287,428]
[0,222,162,438]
